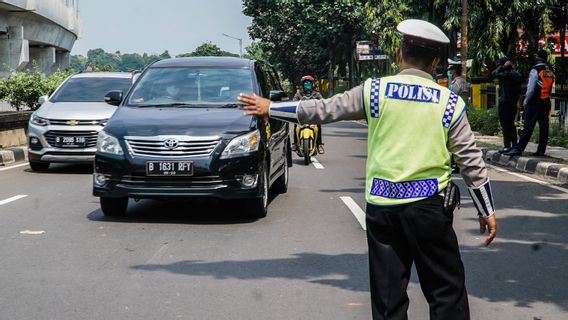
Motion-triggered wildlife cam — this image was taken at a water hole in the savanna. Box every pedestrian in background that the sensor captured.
[239,19,497,320]
[448,59,470,101]
[491,57,523,154]
[505,49,555,157]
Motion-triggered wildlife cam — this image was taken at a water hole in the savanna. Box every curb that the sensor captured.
[0,147,28,166]
[481,148,568,184]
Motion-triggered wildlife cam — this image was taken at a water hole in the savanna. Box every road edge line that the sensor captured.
[488,164,568,194]
[0,195,28,206]
[340,196,366,231]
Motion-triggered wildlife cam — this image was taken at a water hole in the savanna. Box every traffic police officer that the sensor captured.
[239,19,497,320]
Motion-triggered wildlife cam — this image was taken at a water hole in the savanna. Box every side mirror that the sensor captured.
[269,90,287,102]
[38,96,49,104]
[104,90,123,106]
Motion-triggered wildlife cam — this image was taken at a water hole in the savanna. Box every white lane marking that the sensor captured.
[350,120,368,127]
[20,230,46,235]
[487,164,568,194]
[311,157,325,169]
[0,195,28,206]
[0,163,28,172]
[340,196,366,230]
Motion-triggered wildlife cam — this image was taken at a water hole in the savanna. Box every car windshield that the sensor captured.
[126,67,253,107]
[51,77,132,103]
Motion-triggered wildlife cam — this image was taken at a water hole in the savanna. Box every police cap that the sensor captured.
[397,19,449,50]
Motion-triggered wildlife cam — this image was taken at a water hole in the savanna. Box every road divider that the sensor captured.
[340,196,366,230]
[0,194,28,206]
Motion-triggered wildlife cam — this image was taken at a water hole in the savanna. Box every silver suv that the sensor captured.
[28,72,133,171]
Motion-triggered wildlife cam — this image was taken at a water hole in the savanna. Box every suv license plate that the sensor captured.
[146,161,194,176]
[56,136,86,147]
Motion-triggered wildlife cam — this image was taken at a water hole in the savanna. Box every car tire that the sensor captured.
[29,161,50,172]
[272,147,289,194]
[100,197,128,217]
[245,165,269,219]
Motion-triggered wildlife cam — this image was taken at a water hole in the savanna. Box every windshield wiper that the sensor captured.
[220,103,246,108]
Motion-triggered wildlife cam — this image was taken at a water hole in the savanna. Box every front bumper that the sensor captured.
[27,123,103,164]
[93,151,264,200]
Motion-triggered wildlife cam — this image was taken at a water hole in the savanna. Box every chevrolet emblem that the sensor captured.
[66,120,78,126]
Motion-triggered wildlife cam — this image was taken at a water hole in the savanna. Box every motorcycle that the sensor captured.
[295,124,319,165]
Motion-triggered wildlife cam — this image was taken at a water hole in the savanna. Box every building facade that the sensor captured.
[0,0,80,77]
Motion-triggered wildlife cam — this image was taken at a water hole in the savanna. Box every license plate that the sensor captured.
[55,136,86,147]
[146,161,194,176]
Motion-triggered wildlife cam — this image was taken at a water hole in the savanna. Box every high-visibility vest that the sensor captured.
[362,75,467,206]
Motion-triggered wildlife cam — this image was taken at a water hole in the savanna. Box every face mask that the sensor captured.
[303,82,313,92]
[166,86,179,96]
[447,71,453,79]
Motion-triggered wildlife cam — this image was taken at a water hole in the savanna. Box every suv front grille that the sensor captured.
[44,130,98,148]
[49,119,106,126]
[125,136,221,158]
[119,174,229,189]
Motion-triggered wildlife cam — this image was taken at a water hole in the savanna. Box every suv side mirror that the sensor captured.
[269,90,287,102]
[104,90,123,106]
[38,96,49,104]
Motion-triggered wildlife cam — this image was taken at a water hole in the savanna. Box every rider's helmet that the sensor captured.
[300,75,315,94]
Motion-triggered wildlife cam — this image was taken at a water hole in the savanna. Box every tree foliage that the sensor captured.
[70,49,172,72]
[177,42,239,58]
[0,66,75,111]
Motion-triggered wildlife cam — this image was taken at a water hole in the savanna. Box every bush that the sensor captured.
[0,67,75,111]
[466,106,501,136]
[531,124,568,149]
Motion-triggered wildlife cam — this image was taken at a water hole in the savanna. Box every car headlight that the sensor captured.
[97,130,123,155]
[30,114,50,126]
[221,130,260,159]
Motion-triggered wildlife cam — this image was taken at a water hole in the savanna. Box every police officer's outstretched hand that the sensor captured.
[238,93,271,117]
[479,215,497,246]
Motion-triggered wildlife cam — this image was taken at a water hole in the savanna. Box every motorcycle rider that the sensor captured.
[292,75,325,154]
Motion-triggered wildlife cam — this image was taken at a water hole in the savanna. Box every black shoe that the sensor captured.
[532,151,545,157]
[317,145,325,154]
[503,148,522,156]
[498,147,512,154]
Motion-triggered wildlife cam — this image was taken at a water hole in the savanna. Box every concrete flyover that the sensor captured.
[0,0,80,77]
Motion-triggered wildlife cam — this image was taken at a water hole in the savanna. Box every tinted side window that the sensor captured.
[51,77,132,102]
[255,65,270,98]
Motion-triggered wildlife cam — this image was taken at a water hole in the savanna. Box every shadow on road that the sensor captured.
[454,178,568,312]
[131,252,370,293]
[86,196,282,225]
[24,163,93,175]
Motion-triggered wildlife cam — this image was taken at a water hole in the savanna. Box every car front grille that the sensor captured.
[125,136,221,158]
[44,130,98,148]
[48,119,106,126]
[118,174,230,190]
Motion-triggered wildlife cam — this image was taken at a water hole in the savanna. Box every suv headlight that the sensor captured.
[221,130,260,159]
[30,114,50,126]
[97,130,123,155]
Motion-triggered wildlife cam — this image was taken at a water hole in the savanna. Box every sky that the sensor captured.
[72,0,253,56]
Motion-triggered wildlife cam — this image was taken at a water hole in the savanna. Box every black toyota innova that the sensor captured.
[93,57,291,218]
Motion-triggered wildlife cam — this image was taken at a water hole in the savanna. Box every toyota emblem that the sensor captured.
[164,138,179,150]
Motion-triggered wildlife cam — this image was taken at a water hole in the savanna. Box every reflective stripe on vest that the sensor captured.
[362,75,467,206]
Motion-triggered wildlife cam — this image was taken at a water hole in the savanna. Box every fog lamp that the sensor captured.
[30,137,40,145]
[240,174,258,188]
[94,173,109,186]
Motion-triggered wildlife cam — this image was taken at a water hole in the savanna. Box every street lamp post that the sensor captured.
[222,33,243,58]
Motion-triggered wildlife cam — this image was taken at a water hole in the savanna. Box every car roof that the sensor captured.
[71,72,133,79]
[151,57,254,69]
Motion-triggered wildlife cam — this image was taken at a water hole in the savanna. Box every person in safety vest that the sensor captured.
[292,75,325,154]
[504,49,555,157]
[238,19,496,320]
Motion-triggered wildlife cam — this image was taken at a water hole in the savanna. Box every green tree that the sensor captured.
[178,42,238,57]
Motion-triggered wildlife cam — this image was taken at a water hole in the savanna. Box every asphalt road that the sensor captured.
[0,121,566,320]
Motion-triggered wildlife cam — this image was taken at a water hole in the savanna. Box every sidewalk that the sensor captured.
[476,134,568,185]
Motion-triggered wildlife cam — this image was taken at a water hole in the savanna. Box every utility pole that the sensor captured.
[222,33,243,58]
[461,0,468,76]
